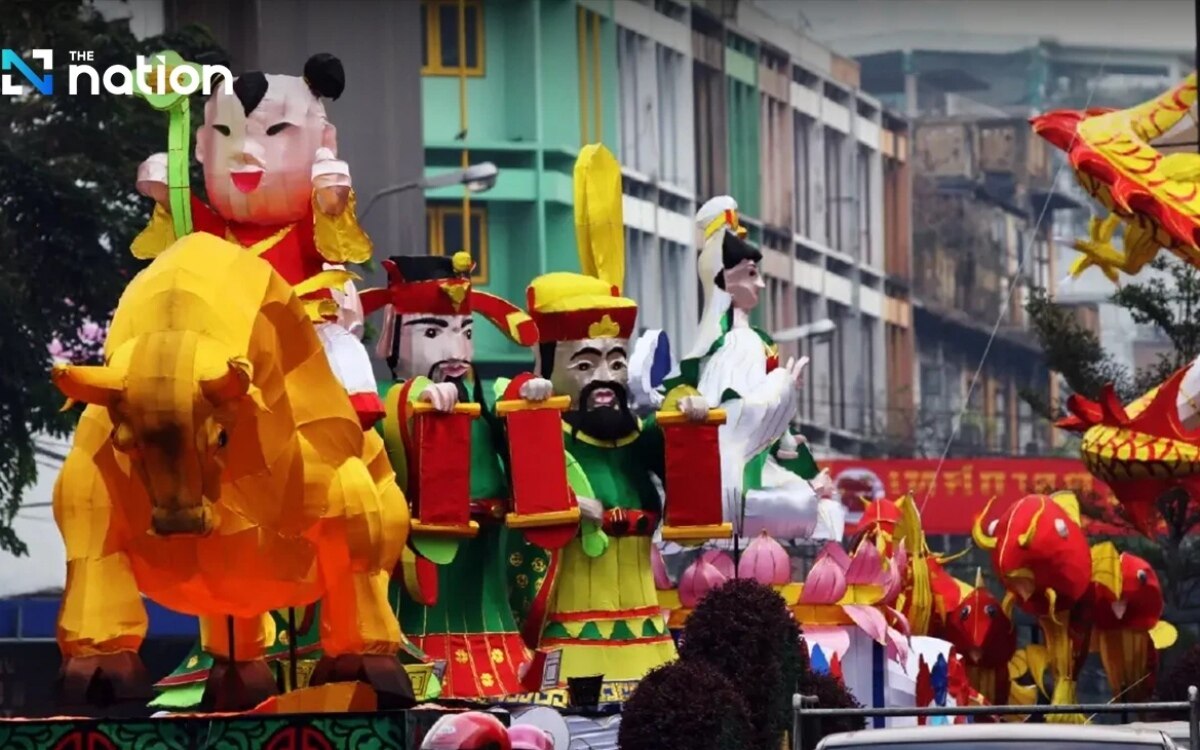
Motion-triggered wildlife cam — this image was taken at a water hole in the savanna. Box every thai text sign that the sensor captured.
[823,458,1115,535]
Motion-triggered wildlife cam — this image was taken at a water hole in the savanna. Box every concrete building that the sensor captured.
[413,0,914,455]
[763,0,1194,453]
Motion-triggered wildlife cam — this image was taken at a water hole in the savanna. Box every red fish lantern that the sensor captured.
[1089,544,1177,702]
[972,493,1091,618]
[942,570,1016,706]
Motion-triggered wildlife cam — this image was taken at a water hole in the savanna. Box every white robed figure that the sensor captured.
[631,196,844,542]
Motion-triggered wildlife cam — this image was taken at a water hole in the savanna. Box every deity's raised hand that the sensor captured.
[420,382,460,413]
[136,152,170,208]
[785,355,810,390]
[312,146,351,216]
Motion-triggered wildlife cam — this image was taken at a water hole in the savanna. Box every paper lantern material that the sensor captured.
[52,233,411,706]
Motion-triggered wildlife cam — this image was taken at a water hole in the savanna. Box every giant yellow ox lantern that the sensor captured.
[51,232,411,711]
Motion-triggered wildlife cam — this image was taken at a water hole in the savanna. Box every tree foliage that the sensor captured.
[618,660,752,750]
[0,0,225,554]
[680,579,816,750]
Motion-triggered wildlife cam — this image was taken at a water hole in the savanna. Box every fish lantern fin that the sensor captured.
[1089,542,1122,599]
[1049,490,1082,526]
[1150,620,1179,650]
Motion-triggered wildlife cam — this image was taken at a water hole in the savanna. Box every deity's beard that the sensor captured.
[429,360,472,402]
[563,380,639,442]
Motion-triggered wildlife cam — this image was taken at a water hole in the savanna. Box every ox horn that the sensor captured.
[200,357,253,405]
[51,363,125,406]
[972,497,998,551]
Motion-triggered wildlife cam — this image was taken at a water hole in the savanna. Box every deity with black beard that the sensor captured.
[517,266,709,686]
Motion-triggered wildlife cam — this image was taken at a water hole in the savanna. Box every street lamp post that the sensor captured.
[358,161,499,223]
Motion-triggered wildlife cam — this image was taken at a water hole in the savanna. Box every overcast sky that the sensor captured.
[757,0,1195,53]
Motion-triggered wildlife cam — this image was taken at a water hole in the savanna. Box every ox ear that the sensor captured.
[200,357,253,405]
[51,363,124,407]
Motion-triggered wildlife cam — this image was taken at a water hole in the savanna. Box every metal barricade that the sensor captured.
[791,685,1200,750]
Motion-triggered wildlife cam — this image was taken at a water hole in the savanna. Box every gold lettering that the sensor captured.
[1033,472,1058,493]
[979,471,1006,495]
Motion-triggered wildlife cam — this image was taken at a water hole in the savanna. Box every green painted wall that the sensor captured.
[420,0,620,365]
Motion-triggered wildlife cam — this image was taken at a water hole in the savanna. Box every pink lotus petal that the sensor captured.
[885,606,911,637]
[803,626,852,660]
[679,557,728,608]
[799,555,847,604]
[885,626,909,664]
[843,604,888,644]
[47,338,64,357]
[652,544,674,590]
[846,541,886,585]
[818,541,852,571]
[738,532,791,586]
[700,549,735,579]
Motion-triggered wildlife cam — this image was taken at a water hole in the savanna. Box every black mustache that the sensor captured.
[578,380,628,407]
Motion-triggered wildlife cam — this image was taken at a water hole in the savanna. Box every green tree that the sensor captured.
[1022,253,1200,611]
[0,0,225,554]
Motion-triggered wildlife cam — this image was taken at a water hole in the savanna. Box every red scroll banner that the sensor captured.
[408,402,481,537]
[656,406,733,543]
[496,395,580,549]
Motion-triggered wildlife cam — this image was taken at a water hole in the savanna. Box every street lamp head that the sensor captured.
[771,318,837,343]
[463,161,498,192]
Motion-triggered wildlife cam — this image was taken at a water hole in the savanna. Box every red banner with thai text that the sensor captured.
[822,458,1121,535]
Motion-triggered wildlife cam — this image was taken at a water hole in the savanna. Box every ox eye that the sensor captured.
[1054,518,1069,538]
[216,430,228,449]
[213,124,230,136]
[266,122,292,136]
[959,605,971,621]
[1137,569,1149,584]
[984,604,998,617]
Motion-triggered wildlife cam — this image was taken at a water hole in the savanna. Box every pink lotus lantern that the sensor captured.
[737,532,791,586]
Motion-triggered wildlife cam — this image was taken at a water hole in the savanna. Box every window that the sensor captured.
[656,45,688,188]
[825,128,845,249]
[794,114,813,237]
[694,63,728,199]
[426,203,488,285]
[858,145,872,264]
[617,30,658,175]
[421,0,484,76]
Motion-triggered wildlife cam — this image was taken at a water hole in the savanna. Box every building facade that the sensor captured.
[416,0,913,454]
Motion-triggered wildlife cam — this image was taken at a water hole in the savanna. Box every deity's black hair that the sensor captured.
[389,255,457,283]
[303,53,345,100]
[714,232,762,290]
[538,342,557,379]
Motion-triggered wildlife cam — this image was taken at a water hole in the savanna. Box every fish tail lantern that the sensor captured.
[656,385,732,543]
[497,387,580,550]
[407,401,481,537]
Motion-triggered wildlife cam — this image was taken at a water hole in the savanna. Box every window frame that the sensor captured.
[421,0,486,77]
[426,203,490,286]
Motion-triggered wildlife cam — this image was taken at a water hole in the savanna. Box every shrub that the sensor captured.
[796,671,864,750]
[679,579,798,750]
[618,660,751,750]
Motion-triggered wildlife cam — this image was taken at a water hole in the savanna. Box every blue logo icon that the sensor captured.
[2,49,53,95]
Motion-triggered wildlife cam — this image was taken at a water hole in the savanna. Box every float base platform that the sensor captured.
[0,709,457,750]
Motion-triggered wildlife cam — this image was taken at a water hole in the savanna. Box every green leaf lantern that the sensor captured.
[133,50,201,238]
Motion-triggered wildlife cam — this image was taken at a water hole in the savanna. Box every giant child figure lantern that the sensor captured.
[368,252,580,699]
[131,53,385,429]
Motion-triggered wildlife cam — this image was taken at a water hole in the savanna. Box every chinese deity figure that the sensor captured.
[374,251,576,699]
[131,53,384,430]
[663,195,844,541]
[510,145,714,690]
